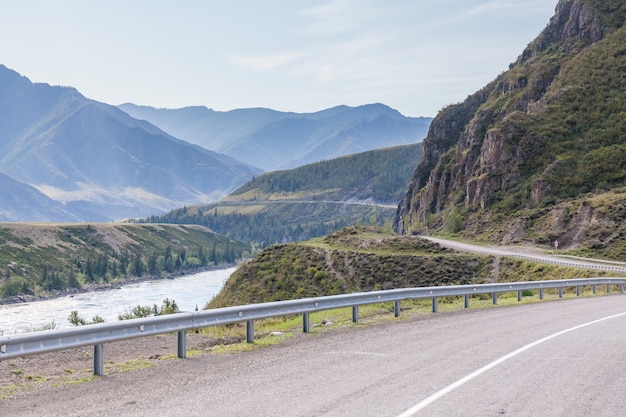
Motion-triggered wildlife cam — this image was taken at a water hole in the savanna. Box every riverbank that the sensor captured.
[0,263,239,306]
[1,267,238,334]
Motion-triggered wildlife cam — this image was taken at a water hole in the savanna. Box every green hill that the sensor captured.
[146,143,421,246]
[208,226,613,308]
[0,223,249,303]
[230,143,421,204]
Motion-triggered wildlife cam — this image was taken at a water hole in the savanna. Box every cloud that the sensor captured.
[301,0,386,35]
[445,0,553,24]
[230,52,302,71]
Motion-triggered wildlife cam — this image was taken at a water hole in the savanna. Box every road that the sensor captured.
[3,295,625,416]
[423,236,626,272]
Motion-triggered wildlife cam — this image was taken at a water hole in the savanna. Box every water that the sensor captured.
[0,267,236,335]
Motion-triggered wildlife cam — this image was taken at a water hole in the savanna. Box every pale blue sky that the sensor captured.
[1,0,556,117]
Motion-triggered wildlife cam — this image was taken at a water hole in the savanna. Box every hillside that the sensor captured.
[208,226,613,307]
[229,143,422,204]
[0,223,249,303]
[396,0,626,259]
[144,144,421,245]
[208,227,489,307]
[0,65,261,221]
[119,103,431,171]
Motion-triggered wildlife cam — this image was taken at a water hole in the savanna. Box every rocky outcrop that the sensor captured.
[395,0,623,236]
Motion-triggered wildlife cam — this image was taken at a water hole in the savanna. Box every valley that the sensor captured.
[1,0,625,322]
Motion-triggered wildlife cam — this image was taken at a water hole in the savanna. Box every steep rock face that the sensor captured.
[395,0,625,237]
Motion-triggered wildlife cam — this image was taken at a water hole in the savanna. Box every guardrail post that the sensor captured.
[94,344,104,376]
[432,297,438,313]
[620,284,624,293]
[558,287,563,298]
[576,286,581,296]
[394,300,401,317]
[592,285,597,294]
[539,288,544,300]
[606,284,611,294]
[303,312,310,333]
[352,306,359,323]
[492,292,498,305]
[246,320,254,343]
[517,290,522,302]
[177,331,187,358]
[464,294,470,308]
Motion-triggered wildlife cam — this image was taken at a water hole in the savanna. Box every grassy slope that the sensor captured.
[229,143,422,204]
[208,226,616,308]
[0,223,249,302]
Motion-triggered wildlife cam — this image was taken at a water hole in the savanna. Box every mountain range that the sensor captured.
[0,65,262,221]
[119,103,431,171]
[1,64,430,222]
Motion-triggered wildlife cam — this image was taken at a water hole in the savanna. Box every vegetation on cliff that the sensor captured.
[396,0,626,259]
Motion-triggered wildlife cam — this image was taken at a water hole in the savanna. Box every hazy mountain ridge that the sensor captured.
[0,65,262,221]
[395,0,626,258]
[0,173,80,222]
[119,103,431,171]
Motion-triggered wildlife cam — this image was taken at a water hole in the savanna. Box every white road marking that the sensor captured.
[396,311,626,417]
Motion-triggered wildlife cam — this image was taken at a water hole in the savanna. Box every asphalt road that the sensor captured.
[3,295,625,416]
[423,236,626,272]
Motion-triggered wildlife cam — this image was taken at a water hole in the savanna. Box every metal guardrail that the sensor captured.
[509,254,626,272]
[1,277,625,375]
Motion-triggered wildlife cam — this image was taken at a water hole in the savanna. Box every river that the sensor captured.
[0,267,235,335]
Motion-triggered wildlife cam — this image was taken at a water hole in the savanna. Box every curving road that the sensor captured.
[422,236,626,273]
[3,295,626,416]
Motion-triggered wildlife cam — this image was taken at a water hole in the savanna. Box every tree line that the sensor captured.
[1,243,242,298]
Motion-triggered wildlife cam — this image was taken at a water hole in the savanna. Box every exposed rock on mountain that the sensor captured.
[396,0,626,255]
[0,65,262,221]
[119,103,431,171]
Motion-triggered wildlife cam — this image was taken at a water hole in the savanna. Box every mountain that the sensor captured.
[145,144,421,245]
[0,172,80,221]
[229,143,422,205]
[396,0,626,259]
[0,65,262,221]
[119,103,431,171]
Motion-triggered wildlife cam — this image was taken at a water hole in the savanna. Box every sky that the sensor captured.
[0,1,557,118]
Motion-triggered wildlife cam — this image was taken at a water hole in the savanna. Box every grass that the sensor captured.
[106,358,154,373]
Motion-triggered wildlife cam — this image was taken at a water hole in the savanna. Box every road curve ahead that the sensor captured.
[3,295,626,416]
[423,236,626,272]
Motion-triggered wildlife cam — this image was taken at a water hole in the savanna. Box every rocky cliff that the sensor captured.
[395,0,626,256]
